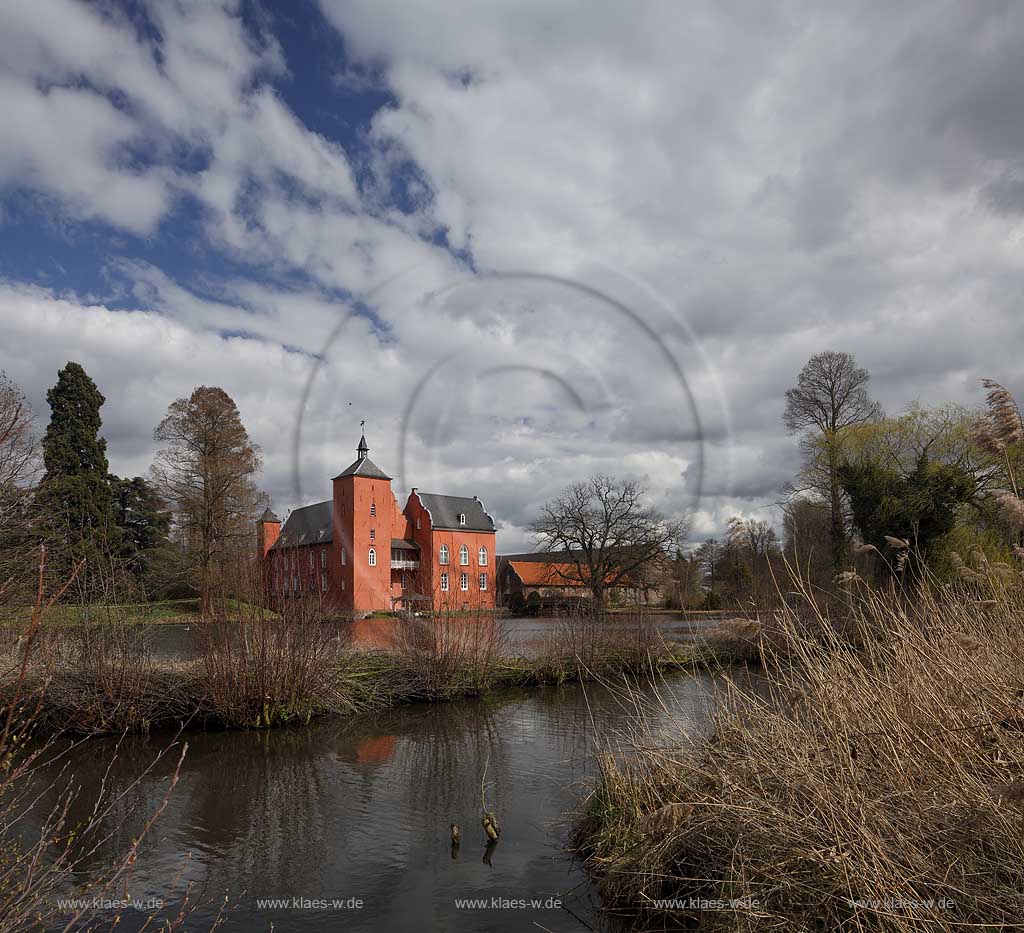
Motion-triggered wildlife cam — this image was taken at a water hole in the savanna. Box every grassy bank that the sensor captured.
[1,610,729,736]
[573,582,1024,931]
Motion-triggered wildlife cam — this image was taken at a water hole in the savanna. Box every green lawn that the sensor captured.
[0,598,202,626]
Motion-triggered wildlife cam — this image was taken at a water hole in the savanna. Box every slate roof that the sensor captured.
[415,492,495,532]
[499,550,587,563]
[333,456,392,481]
[270,500,333,549]
[259,507,280,523]
[391,538,419,551]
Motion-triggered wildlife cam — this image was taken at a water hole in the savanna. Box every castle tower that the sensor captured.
[256,507,281,558]
[332,433,395,614]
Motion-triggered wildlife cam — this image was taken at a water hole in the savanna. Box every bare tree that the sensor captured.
[0,372,40,601]
[782,497,833,589]
[530,475,686,614]
[151,387,264,612]
[784,351,882,573]
[726,516,779,606]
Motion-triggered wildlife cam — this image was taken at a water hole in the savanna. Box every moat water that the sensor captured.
[30,672,731,932]
[142,612,718,661]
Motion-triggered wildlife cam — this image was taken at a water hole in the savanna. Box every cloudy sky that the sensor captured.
[1,1,1023,551]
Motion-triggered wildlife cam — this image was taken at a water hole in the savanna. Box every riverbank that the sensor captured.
[1,614,749,737]
[572,584,1024,930]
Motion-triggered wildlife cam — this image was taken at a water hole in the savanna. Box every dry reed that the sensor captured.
[576,575,1024,930]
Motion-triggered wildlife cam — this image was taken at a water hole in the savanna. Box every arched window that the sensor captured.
[416,517,421,529]
[459,513,466,526]
[370,502,376,517]
[368,547,376,566]
[478,546,488,566]
[439,544,449,565]
[459,545,469,565]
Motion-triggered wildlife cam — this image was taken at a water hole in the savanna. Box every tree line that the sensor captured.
[668,352,1024,609]
[0,362,264,609]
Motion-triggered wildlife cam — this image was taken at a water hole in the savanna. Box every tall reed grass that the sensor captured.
[575,574,1024,930]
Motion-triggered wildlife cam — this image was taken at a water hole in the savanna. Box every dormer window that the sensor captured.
[459,513,466,526]
[370,502,376,517]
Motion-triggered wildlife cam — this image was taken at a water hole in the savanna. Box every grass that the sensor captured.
[573,576,1024,931]
[0,603,725,737]
[0,597,202,626]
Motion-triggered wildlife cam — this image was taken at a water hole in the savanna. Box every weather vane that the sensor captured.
[360,419,365,429]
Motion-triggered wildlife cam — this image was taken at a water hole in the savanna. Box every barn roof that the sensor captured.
[270,499,333,549]
[415,492,495,532]
[507,561,588,587]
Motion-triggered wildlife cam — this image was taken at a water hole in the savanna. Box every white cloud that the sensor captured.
[4,1,1024,548]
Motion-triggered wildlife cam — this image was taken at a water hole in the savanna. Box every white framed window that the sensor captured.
[370,528,375,541]
[440,572,449,592]
[321,571,328,592]
[308,551,313,568]
[321,549,327,568]
[460,572,468,591]
[459,513,466,526]
[459,544,469,565]
[439,544,449,565]
[368,547,376,566]
[293,575,298,593]
[370,502,376,516]
[341,548,346,565]
[478,546,488,566]
[416,517,421,529]
[479,573,487,591]
[341,578,346,591]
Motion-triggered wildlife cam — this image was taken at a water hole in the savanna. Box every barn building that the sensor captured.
[257,433,497,615]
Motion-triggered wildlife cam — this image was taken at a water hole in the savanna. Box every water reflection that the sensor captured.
[32,672,729,932]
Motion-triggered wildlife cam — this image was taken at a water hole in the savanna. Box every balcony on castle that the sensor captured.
[390,538,420,570]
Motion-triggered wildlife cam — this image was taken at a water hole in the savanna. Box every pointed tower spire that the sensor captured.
[357,421,368,461]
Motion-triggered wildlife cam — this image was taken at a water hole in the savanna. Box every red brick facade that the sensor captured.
[258,435,497,615]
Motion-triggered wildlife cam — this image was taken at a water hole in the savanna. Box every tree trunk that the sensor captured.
[828,444,846,574]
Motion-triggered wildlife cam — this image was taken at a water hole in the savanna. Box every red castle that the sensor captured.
[257,432,497,614]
